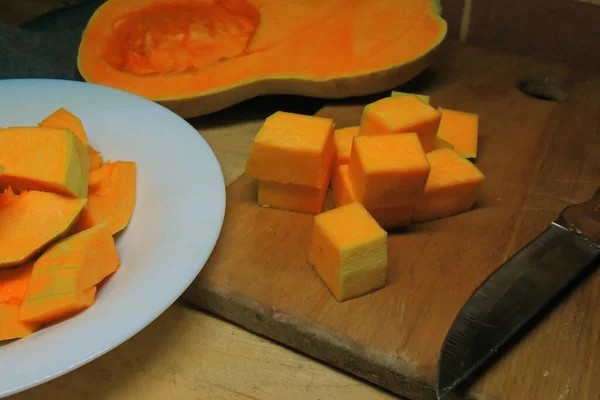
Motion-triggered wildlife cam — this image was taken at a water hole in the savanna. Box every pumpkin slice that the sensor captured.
[0,262,38,340]
[39,107,88,145]
[0,127,90,197]
[412,148,485,222]
[0,302,40,341]
[358,95,442,151]
[0,262,34,303]
[71,161,137,235]
[436,108,479,159]
[308,202,388,302]
[0,165,3,176]
[38,107,105,170]
[20,223,120,324]
[77,0,447,118]
[0,189,87,268]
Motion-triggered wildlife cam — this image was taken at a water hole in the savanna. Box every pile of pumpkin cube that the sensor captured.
[244,92,483,302]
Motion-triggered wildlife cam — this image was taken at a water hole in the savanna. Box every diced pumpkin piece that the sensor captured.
[20,223,119,324]
[258,180,329,214]
[0,262,34,303]
[39,107,88,145]
[71,161,136,235]
[0,190,87,268]
[308,202,388,302]
[412,148,485,223]
[348,134,430,208]
[367,205,414,231]
[88,145,104,171]
[391,91,430,104]
[436,108,479,159]
[333,165,414,229]
[333,126,359,165]
[245,111,335,188]
[433,137,454,151]
[0,302,40,340]
[0,127,90,197]
[332,164,353,207]
[358,96,442,151]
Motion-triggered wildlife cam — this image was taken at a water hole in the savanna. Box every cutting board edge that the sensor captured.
[182,279,439,400]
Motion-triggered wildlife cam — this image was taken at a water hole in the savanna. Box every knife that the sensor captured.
[436,187,600,399]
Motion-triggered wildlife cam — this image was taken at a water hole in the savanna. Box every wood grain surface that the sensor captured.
[183,41,600,399]
[7,304,393,400]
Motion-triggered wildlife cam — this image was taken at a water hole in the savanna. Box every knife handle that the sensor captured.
[559,187,600,245]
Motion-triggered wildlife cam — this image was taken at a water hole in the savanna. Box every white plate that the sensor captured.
[0,79,226,397]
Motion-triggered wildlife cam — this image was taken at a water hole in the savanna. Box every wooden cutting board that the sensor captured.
[182,42,600,400]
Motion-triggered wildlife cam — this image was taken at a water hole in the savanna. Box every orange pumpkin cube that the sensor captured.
[436,108,479,159]
[333,165,414,229]
[358,96,442,151]
[257,179,329,214]
[432,137,454,151]
[412,148,485,223]
[308,202,387,302]
[348,133,430,208]
[333,126,359,165]
[331,164,353,207]
[245,111,335,188]
[390,91,430,104]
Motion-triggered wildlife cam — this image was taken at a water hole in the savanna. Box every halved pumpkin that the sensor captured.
[77,0,447,118]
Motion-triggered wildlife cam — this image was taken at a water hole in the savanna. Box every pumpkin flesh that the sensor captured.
[71,161,137,235]
[0,190,87,268]
[78,0,447,117]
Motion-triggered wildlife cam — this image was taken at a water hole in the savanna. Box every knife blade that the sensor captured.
[436,187,600,399]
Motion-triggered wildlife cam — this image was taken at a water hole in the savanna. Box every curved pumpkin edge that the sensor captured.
[160,34,447,119]
[430,0,443,16]
[76,0,113,84]
[76,0,448,117]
